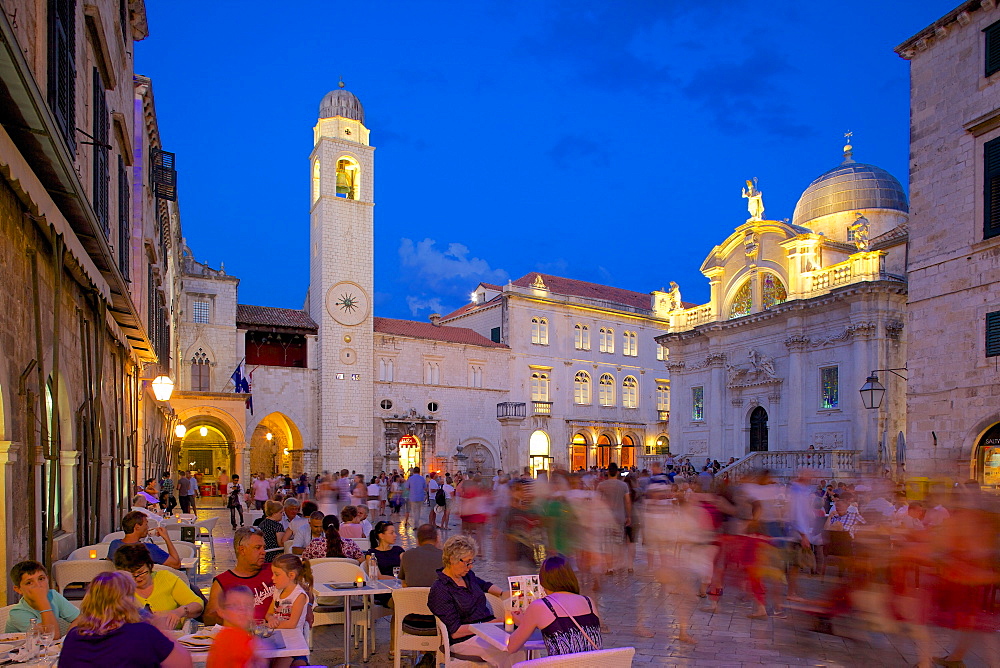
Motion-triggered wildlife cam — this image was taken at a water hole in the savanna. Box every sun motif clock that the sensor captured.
[326,281,370,326]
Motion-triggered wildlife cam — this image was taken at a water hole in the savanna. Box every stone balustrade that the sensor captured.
[717,449,861,481]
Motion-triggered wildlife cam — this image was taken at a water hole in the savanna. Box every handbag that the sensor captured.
[546,596,600,651]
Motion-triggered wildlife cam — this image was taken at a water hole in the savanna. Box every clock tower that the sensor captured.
[308,82,375,471]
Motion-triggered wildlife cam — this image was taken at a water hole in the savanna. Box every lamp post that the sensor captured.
[859,368,907,478]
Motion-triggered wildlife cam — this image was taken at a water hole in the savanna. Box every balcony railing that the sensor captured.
[497,402,526,419]
[657,409,670,422]
[532,401,553,415]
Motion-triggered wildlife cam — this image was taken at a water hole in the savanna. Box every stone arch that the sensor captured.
[248,412,306,477]
[965,413,1000,480]
[460,437,497,476]
[176,405,245,444]
[335,155,361,199]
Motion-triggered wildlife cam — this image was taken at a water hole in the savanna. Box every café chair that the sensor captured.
[51,559,114,597]
[486,593,506,620]
[100,531,125,543]
[308,557,360,566]
[512,647,636,667]
[434,616,488,667]
[390,587,440,668]
[68,544,110,561]
[193,516,219,559]
[0,604,15,633]
[310,561,372,658]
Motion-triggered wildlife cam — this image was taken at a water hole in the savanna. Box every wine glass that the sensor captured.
[392,566,401,580]
[36,624,54,656]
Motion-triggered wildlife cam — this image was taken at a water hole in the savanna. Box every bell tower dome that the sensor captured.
[308,81,376,471]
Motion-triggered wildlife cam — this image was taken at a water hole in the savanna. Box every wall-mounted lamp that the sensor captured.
[266,432,273,441]
[859,368,907,410]
[199,426,208,437]
[174,424,187,438]
[151,375,175,401]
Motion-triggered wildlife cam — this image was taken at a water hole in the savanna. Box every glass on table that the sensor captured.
[392,566,401,580]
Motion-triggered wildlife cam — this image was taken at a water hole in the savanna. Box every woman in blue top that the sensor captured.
[506,555,602,657]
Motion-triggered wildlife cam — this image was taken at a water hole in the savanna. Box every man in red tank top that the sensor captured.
[204,527,275,624]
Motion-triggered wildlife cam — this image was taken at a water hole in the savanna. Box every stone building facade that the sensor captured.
[0,0,182,600]
[897,1,1000,487]
[442,274,673,472]
[656,151,909,475]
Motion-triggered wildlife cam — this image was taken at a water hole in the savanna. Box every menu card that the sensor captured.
[507,575,542,614]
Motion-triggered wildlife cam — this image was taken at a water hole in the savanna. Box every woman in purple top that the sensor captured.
[58,571,191,668]
[427,535,524,668]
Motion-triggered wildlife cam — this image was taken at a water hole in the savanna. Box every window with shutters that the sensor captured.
[599,373,615,407]
[574,371,591,405]
[151,149,177,201]
[117,156,129,280]
[987,311,1000,357]
[986,137,1000,240]
[656,384,669,411]
[986,19,1000,77]
[622,376,638,408]
[47,0,77,157]
[530,372,550,402]
[92,68,109,236]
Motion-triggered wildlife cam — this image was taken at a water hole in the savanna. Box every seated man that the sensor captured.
[204,527,275,625]
[398,524,444,638]
[5,560,79,637]
[400,524,443,587]
[107,510,182,569]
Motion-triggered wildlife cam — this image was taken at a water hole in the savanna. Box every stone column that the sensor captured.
[497,414,525,473]
[784,332,808,449]
[234,442,247,484]
[0,441,22,603]
[707,353,727,458]
[59,450,80,533]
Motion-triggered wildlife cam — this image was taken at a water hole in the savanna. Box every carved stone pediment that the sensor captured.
[726,348,779,388]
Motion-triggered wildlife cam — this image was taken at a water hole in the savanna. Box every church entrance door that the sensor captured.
[749,407,769,453]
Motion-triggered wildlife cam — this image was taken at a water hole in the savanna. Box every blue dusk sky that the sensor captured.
[137,1,952,320]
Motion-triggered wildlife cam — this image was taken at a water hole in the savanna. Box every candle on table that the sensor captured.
[504,616,514,633]
[88,550,97,559]
[356,575,364,587]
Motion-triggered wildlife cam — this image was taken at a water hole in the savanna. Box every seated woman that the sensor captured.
[367,521,404,607]
[301,515,365,562]
[113,544,203,630]
[507,555,602,656]
[259,499,289,563]
[59,571,191,668]
[338,505,364,539]
[427,535,523,668]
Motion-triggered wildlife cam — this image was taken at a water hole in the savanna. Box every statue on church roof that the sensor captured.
[849,212,870,250]
[742,178,764,221]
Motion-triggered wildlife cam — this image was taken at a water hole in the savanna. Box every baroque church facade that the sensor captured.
[656,145,909,477]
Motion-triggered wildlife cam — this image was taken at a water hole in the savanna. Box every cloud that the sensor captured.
[680,48,812,139]
[548,134,608,169]
[398,238,508,290]
[405,295,445,317]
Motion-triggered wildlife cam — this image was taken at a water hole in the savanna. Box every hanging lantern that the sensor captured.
[151,375,174,401]
[174,424,187,438]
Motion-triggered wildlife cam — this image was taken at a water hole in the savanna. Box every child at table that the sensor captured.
[207,586,263,668]
[265,554,312,667]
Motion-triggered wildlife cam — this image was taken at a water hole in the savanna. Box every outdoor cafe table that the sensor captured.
[470,621,547,659]
[318,578,400,667]
[185,628,308,666]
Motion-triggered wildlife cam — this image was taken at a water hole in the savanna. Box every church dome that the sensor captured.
[792,149,907,227]
[319,84,365,124]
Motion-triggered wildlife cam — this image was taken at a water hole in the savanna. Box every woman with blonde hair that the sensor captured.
[59,570,192,667]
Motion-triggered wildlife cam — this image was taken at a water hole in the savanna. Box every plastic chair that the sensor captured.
[351,537,370,552]
[51,559,114,595]
[434,616,488,667]
[310,561,372,658]
[512,647,636,667]
[193,516,219,559]
[391,587,440,668]
[68,544,110,560]
[307,557,361,566]
[486,593,506,620]
[100,531,125,543]
[0,604,14,633]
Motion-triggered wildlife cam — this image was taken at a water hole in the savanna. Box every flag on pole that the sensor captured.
[230,360,250,394]
[245,366,257,415]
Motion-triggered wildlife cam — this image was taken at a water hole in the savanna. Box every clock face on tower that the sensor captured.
[326,281,370,326]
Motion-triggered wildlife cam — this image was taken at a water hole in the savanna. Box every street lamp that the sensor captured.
[859,368,907,410]
[151,375,175,401]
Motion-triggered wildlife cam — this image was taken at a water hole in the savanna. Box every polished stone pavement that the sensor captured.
[185,501,995,667]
